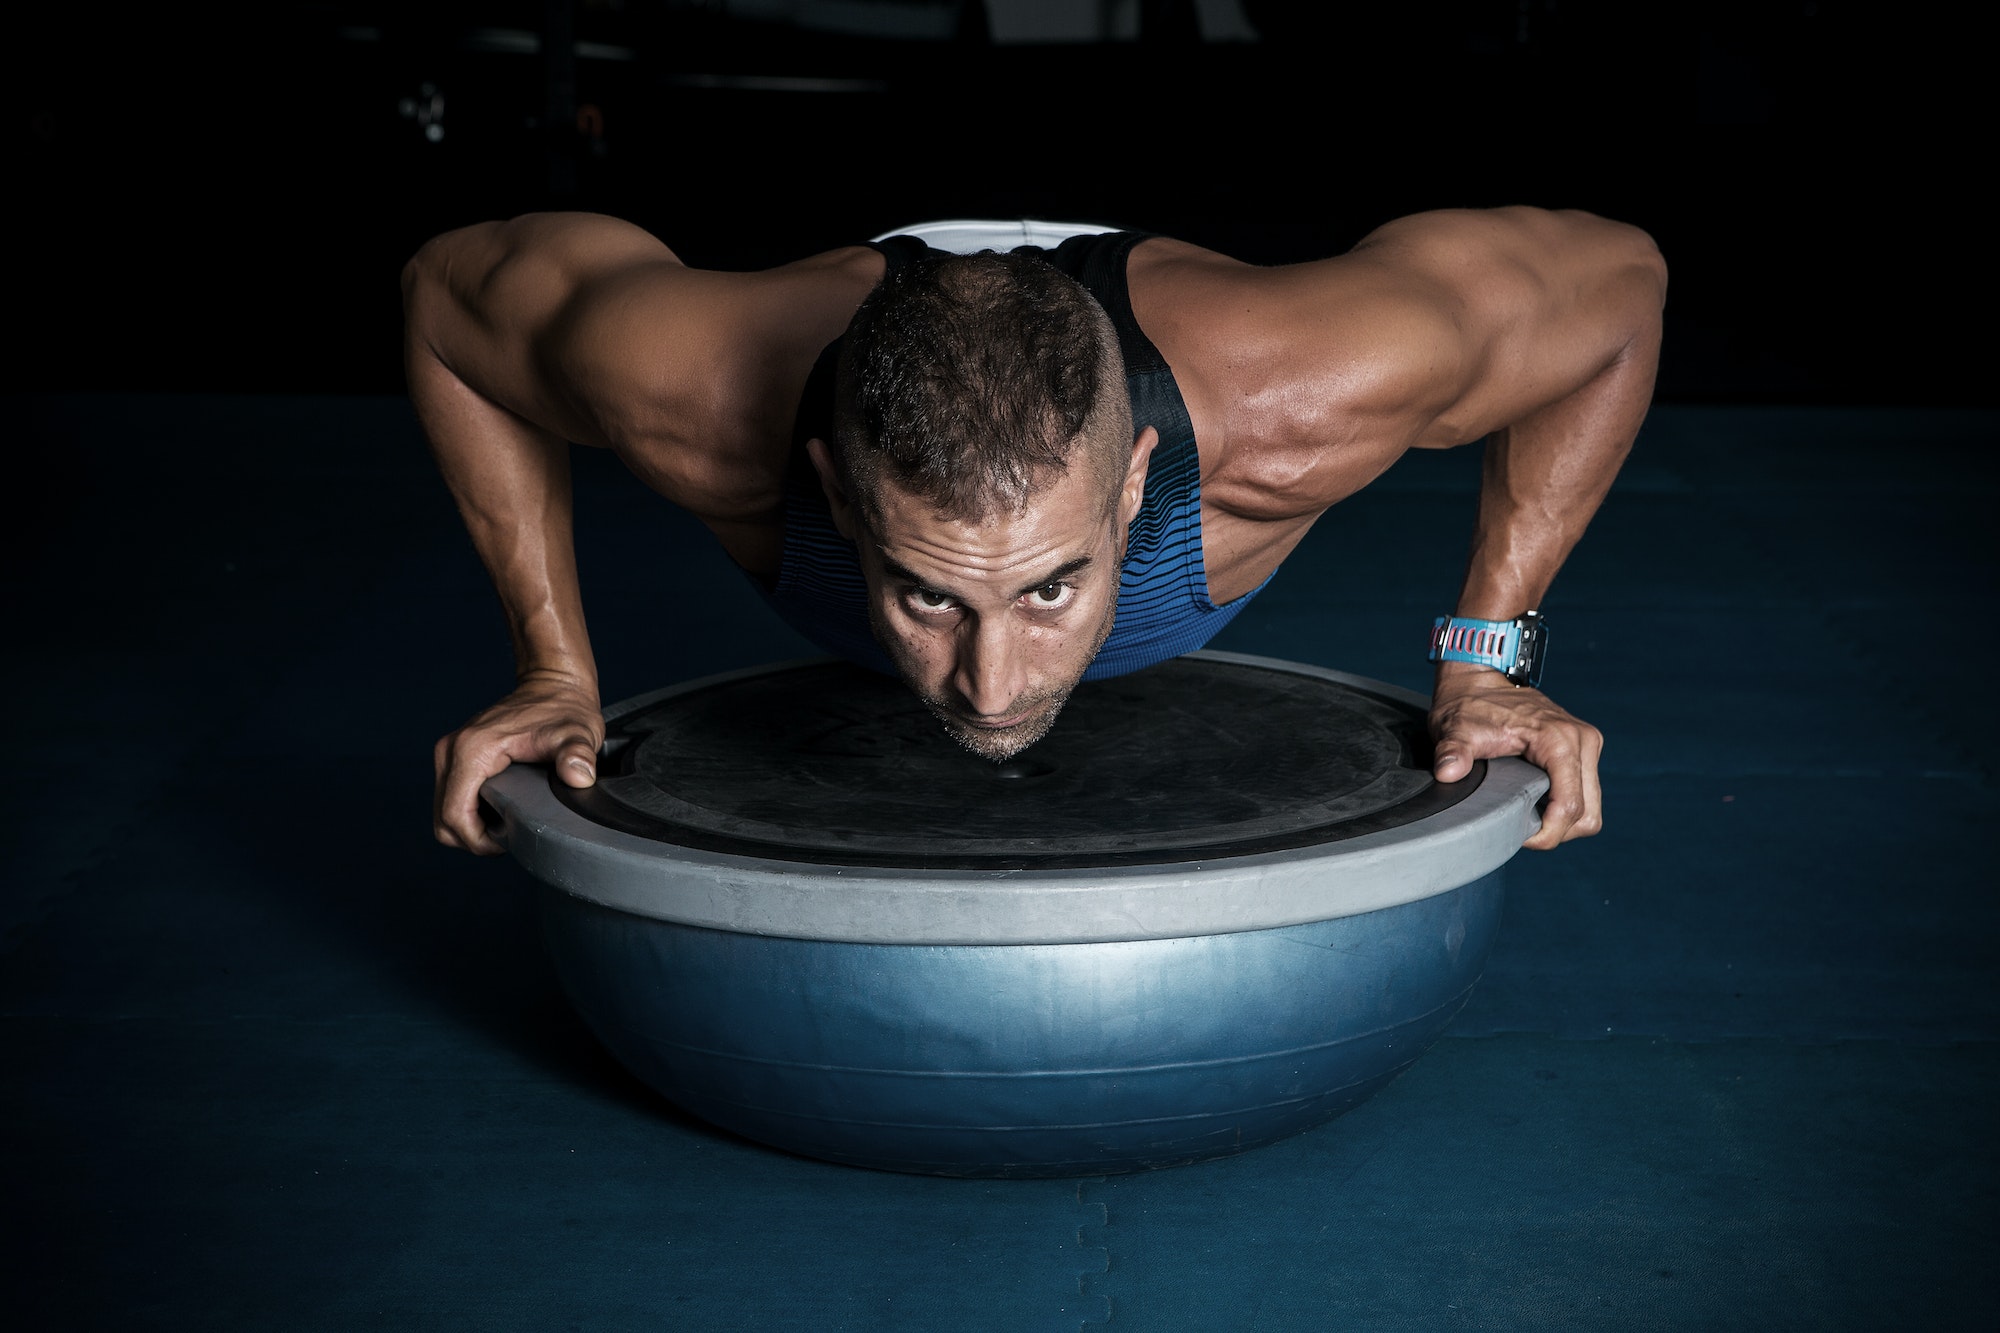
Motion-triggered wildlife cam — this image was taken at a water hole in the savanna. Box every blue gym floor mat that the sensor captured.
[1077,1035,1996,1331]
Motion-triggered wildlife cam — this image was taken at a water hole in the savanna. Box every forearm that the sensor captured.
[1430,349,1646,843]
[1451,299,1662,630]
[406,334,599,695]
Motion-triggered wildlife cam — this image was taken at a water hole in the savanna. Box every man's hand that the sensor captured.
[433,670,604,855]
[1428,666,1604,850]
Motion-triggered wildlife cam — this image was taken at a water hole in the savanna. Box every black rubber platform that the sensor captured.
[557,656,1479,869]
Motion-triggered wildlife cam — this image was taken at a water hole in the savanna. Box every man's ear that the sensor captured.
[805,438,861,541]
[1118,427,1158,528]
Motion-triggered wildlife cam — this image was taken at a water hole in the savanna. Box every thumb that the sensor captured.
[555,739,598,788]
[1433,742,1474,784]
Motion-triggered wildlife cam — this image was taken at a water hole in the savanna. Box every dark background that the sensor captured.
[11,0,1986,405]
[7,10,1996,1326]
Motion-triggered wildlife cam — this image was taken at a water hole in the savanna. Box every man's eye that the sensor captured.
[1027,582,1074,609]
[911,589,956,612]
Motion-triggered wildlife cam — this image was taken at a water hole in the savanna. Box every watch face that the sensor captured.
[1513,621,1548,687]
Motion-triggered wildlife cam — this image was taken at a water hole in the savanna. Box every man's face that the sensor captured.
[811,432,1153,761]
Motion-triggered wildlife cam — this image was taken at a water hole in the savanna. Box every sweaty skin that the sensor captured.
[407,208,1666,855]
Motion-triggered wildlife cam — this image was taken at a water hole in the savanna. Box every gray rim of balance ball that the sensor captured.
[481,650,1550,946]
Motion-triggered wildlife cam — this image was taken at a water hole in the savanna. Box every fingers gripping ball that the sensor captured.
[434,677,604,855]
[1429,671,1603,849]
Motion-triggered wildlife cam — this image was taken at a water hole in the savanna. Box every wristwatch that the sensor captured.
[1428,611,1548,687]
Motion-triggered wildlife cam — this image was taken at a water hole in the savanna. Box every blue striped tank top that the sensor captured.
[755,230,1271,681]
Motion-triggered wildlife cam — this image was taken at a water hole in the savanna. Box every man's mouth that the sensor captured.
[961,709,1034,730]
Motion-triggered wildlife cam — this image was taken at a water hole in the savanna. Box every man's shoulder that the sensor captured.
[560,246,881,528]
[561,242,884,431]
[1127,237,1468,512]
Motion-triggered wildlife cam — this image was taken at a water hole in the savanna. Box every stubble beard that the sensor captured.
[924,684,1071,762]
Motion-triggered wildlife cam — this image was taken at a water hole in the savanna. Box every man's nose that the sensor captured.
[953,616,1027,717]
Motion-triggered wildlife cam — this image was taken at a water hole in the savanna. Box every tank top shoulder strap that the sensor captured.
[1041,232,1170,379]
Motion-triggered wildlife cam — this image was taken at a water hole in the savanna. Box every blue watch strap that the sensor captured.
[1428,612,1548,686]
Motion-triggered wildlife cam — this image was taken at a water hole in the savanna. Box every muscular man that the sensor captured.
[407,208,1666,856]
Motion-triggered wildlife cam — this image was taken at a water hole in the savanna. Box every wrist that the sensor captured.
[1432,661,1518,702]
[1433,659,1512,683]
[516,662,600,699]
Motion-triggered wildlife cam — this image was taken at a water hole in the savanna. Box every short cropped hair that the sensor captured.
[834,249,1131,521]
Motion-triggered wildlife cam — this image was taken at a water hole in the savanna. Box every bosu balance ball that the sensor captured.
[483,651,1546,1177]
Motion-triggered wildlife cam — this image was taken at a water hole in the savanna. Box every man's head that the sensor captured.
[807,249,1155,760]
